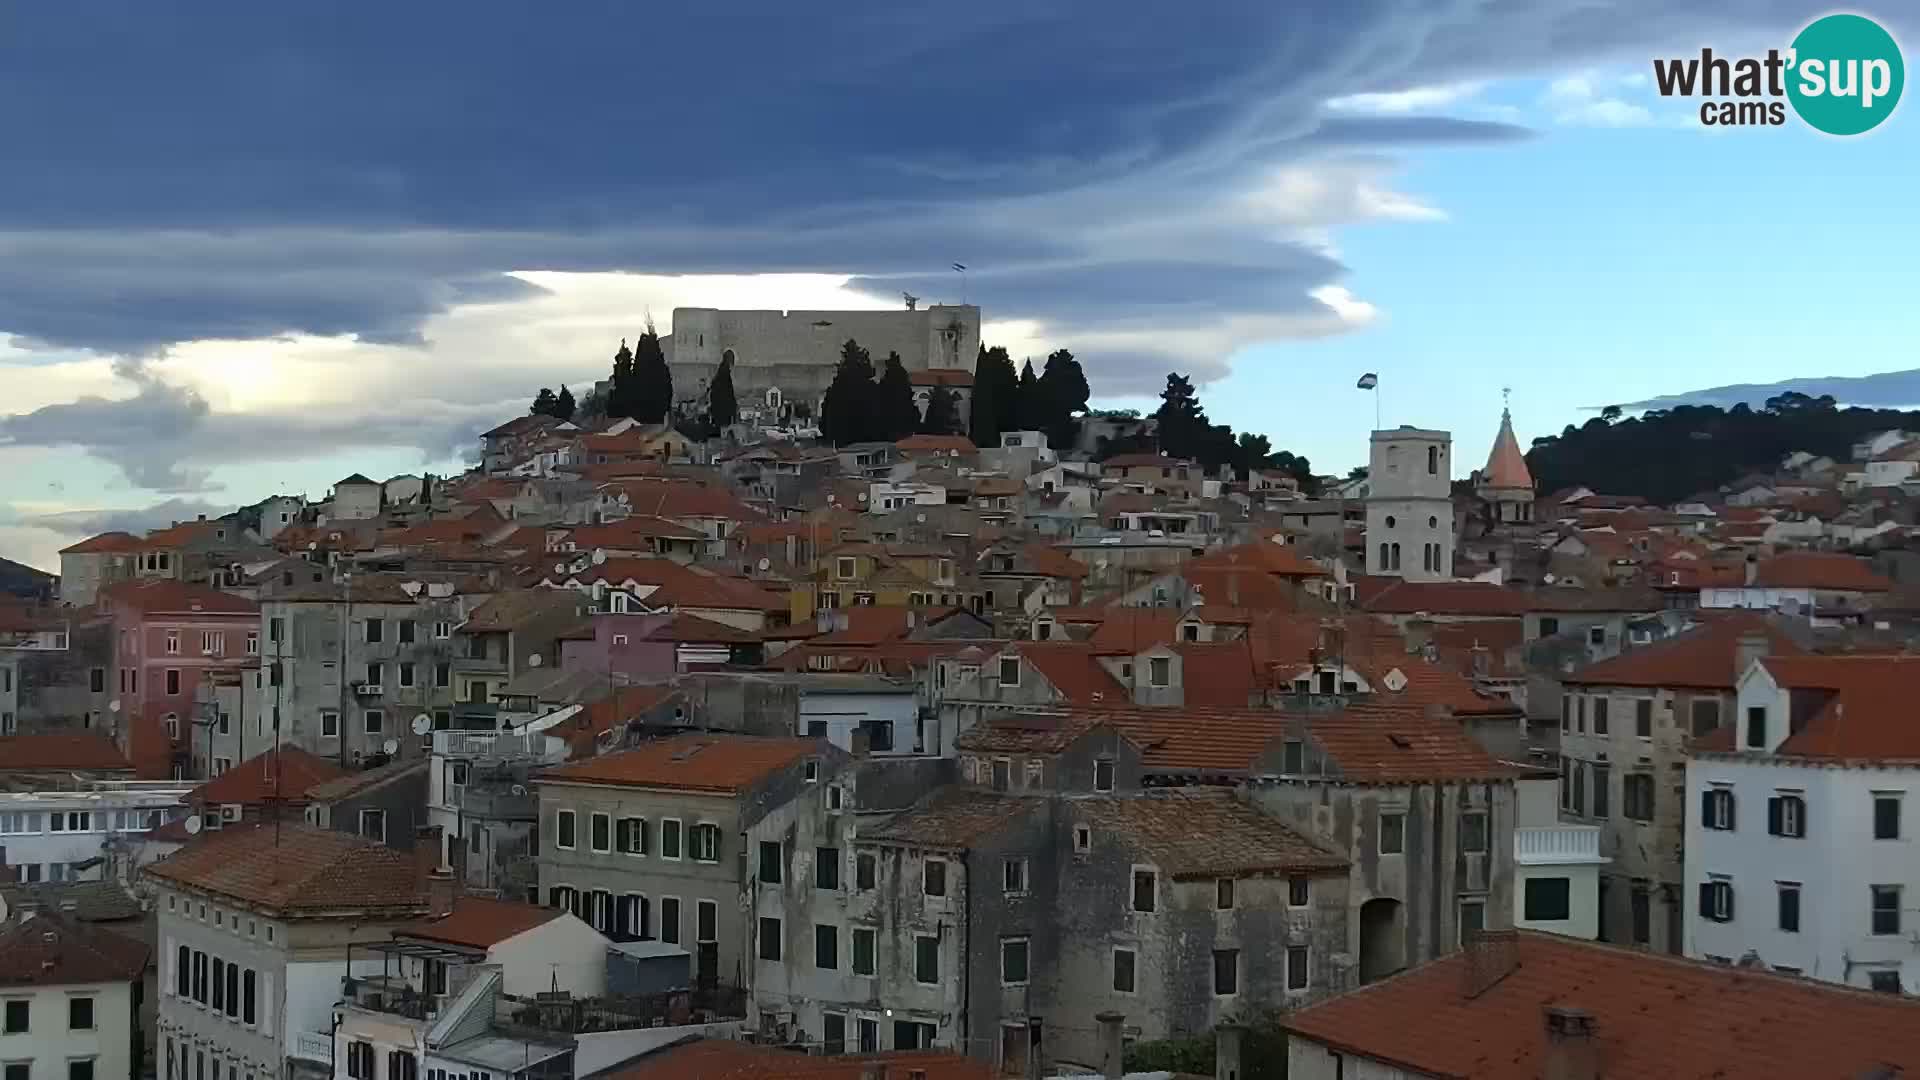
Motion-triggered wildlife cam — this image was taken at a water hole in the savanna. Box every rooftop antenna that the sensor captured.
[902,292,919,311]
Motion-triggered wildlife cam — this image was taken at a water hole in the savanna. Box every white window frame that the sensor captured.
[320,710,339,738]
[690,821,721,863]
[359,809,386,843]
[997,655,1020,686]
[589,812,612,854]
[1003,857,1028,896]
[999,936,1030,987]
[659,817,683,861]
[1073,825,1092,853]
[555,809,577,851]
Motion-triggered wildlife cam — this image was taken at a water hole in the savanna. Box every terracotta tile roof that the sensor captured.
[643,612,759,644]
[906,369,976,388]
[0,881,145,923]
[191,747,350,806]
[1183,567,1306,612]
[559,559,784,613]
[400,897,563,950]
[140,520,223,549]
[1016,543,1088,580]
[606,1040,989,1080]
[1697,654,1920,761]
[481,415,560,439]
[809,607,918,647]
[142,822,430,915]
[863,787,1041,849]
[303,757,428,803]
[1355,578,1530,617]
[1076,789,1345,879]
[0,911,151,988]
[463,588,591,631]
[99,580,259,615]
[1566,614,1804,691]
[1480,408,1533,490]
[58,531,145,555]
[1751,551,1893,592]
[0,733,133,772]
[894,434,977,453]
[955,711,1110,754]
[561,517,706,545]
[1011,642,1129,704]
[560,684,681,757]
[1085,609,1186,653]
[537,733,820,793]
[601,479,766,523]
[1282,930,1920,1080]
[1188,541,1326,579]
[1422,619,1527,680]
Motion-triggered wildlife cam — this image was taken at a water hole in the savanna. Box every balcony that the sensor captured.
[290,1031,334,1066]
[343,974,436,1020]
[459,785,538,821]
[1515,825,1606,866]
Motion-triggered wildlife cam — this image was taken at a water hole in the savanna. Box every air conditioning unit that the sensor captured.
[353,683,384,697]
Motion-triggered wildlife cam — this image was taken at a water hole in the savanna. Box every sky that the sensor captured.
[3,1,1915,572]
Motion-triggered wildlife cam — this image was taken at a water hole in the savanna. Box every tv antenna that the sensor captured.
[902,292,919,311]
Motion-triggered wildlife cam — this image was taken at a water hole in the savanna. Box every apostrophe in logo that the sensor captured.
[1787,14,1903,135]
[1652,11,1904,134]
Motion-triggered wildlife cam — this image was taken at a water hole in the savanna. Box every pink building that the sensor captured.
[99,580,259,778]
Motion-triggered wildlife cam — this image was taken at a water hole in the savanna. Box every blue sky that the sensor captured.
[1,2,1913,570]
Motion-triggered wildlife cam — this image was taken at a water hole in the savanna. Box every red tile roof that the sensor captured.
[1075,789,1345,879]
[1282,930,1920,1080]
[1188,541,1326,579]
[601,479,766,523]
[559,559,784,613]
[142,822,430,915]
[1481,408,1533,490]
[1698,654,1920,761]
[864,787,1043,848]
[1355,578,1530,617]
[606,1040,989,1080]
[894,434,977,454]
[537,733,820,793]
[0,734,133,773]
[1011,642,1129,705]
[191,747,350,806]
[1750,551,1893,592]
[1103,453,1188,470]
[560,684,681,758]
[0,911,151,987]
[1565,614,1804,691]
[98,580,258,616]
[400,897,564,950]
[58,531,144,555]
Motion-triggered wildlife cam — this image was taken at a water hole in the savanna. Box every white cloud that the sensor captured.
[1543,69,1660,127]
[1327,82,1488,115]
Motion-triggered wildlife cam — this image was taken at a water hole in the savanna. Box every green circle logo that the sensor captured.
[1786,13,1904,135]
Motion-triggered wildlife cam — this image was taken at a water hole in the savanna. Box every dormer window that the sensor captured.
[1148,657,1171,688]
[1746,706,1768,749]
[998,656,1020,686]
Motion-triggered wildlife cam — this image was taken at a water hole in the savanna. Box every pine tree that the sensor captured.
[920,385,960,435]
[607,339,636,419]
[821,339,878,446]
[710,352,738,428]
[875,352,921,441]
[968,345,1020,447]
[633,328,673,424]
[553,385,576,421]
[1016,359,1042,432]
[1152,372,1207,460]
[1037,348,1090,451]
[531,387,557,416]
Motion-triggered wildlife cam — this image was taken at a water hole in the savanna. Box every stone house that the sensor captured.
[532,733,842,999]
[450,588,592,729]
[57,532,146,607]
[302,757,432,852]
[1558,616,1800,954]
[0,908,151,1080]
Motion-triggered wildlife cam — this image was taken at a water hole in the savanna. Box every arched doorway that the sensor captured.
[1359,897,1406,984]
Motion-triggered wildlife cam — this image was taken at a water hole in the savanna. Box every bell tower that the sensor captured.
[1364,425,1455,581]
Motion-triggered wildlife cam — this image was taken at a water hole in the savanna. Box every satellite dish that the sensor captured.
[308,541,318,551]
[382,738,399,756]
[510,785,527,796]
[857,492,869,502]
[109,700,121,714]
[1543,573,1556,584]
[529,653,544,667]
[757,557,771,571]
[184,816,204,835]
[593,549,607,565]
[916,513,927,523]
[554,562,568,575]
[411,714,433,736]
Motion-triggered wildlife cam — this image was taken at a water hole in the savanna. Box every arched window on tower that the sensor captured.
[1427,446,1439,474]
[1378,543,1390,571]
[1390,543,1402,571]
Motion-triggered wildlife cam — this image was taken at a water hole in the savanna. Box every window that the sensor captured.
[398,662,414,688]
[990,759,1010,791]
[858,1017,880,1054]
[176,944,190,997]
[697,900,717,942]
[1213,949,1239,995]
[1699,879,1735,922]
[852,927,876,975]
[1778,883,1801,932]
[1001,937,1029,985]
[1592,695,1608,735]
[924,858,947,897]
[1112,947,1137,993]
[212,957,225,1011]
[365,662,383,688]
[1003,857,1027,895]
[1287,944,1311,991]
[242,969,256,1025]
[1768,794,1807,838]
[822,1013,847,1055]
[68,1063,94,1080]
[165,630,179,654]
[1524,877,1572,921]
[1560,696,1570,733]
[616,817,647,855]
[435,662,451,688]
[1872,885,1902,936]
[245,631,259,657]
[758,918,782,962]
[836,557,857,580]
[1635,698,1653,738]
[754,840,783,883]
[1624,773,1655,821]
[815,925,839,971]
[434,621,451,639]
[1702,787,1736,831]
[1289,878,1311,907]
[915,935,940,983]
[1086,759,1118,796]
[1149,656,1171,687]
[2,1000,25,1033]
[1131,867,1157,913]
[1631,884,1651,945]
[1870,971,1904,994]
[364,618,384,643]
[363,709,383,734]
[359,809,386,842]
[1746,706,1767,748]
[1074,825,1092,853]
[998,656,1019,686]
[555,810,576,850]
[1460,898,1486,944]
[580,812,610,853]
[1592,763,1610,819]
[346,1041,375,1080]
[1460,811,1488,853]
[1216,878,1234,910]
[398,619,416,644]
[1875,794,1902,840]
[1587,625,1605,646]
[90,667,104,693]
[856,852,876,890]
[1379,811,1405,854]
[320,710,339,738]
[660,897,680,944]
[1691,698,1720,737]
[689,823,721,862]
[659,818,681,859]
[166,668,181,695]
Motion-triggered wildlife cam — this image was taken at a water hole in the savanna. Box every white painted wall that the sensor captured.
[0,979,135,1080]
[1288,1040,1422,1080]
[573,1020,746,1076]
[1516,862,1601,940]
[487,914,609,998]
[797,691,921,754]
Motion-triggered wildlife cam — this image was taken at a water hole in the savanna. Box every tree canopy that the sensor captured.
[919,384,960,435]
[605,339,637,419]
[875,351,922,441]
[632,328,673,423]
[820,339,880,445]
[1525,392,1893,503]
[968,345,1020,447]
[709,353,738,428]
[1146,371,1316,491]
[530,387,558,416]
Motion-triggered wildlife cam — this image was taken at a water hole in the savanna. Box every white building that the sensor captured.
[1685,654,1920,992]
[1363,426,1455,581]
[0,782,195,884]
[1512,778,1605,940]
[0,909,151,1080]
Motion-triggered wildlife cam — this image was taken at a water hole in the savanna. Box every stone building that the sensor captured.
[1363,426,1455,582]
[1558,616,1798,954]
[532,733,842,999]
[663,305,980,421]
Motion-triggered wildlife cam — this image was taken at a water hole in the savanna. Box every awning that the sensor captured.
[368,939,486,963]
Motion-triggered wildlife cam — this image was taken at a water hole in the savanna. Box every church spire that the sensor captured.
[1481,398,1533,491]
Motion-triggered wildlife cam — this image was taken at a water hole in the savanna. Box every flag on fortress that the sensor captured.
[1356,373,1379,390]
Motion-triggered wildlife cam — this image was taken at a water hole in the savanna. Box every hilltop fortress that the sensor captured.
[663,304,981,423]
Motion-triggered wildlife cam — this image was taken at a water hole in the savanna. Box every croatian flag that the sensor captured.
[1356,373,1379,390]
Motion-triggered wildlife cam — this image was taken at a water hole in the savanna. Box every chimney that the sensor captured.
[1543,1005,1599,1080]
[1215,1023,1245,1080]
[1734,631,1770,678]
[859,1065,887,1080]
[1095,1012,1125,1080]
[427,870,457,918]
[414,825,445,877]
[850,725,871,759]
[1462,928,1520,999]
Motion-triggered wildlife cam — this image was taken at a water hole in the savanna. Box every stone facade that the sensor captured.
[1364,427,1455,582]
[664,306,980,419]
